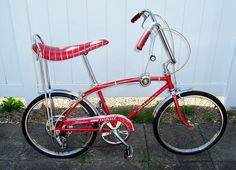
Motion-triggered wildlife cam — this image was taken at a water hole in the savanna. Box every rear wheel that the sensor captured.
[22,93,97,158]
[153,90,227,154]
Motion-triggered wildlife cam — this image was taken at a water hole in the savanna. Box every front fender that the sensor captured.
[152,88,192,117]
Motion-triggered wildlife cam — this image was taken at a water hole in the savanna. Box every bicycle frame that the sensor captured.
[56,73,192,132]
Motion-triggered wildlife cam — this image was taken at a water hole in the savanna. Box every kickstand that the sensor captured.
[112,130,133,160]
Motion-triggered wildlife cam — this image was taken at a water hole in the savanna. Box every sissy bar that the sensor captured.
[33,34,55,132]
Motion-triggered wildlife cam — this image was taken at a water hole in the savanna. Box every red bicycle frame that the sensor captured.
[56,74,192,132]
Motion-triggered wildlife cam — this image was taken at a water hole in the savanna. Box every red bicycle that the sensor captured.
[22,10,227,159]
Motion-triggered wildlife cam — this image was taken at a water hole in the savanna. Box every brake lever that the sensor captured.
[141,13,149,29]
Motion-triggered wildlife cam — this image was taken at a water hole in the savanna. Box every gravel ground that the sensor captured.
[87,96,160,109]
[0,110,24,123]
[0,97,160,123]
[1,96,235,123]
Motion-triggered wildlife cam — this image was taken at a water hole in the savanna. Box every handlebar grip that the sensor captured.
[137,30,151,51]
[131,12,142,23]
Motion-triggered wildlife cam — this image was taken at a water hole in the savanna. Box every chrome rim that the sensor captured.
[157,95,224,153]
[24,96,94,157]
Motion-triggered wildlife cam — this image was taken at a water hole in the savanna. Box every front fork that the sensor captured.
[171,91,193,128]
[165,73,193,128]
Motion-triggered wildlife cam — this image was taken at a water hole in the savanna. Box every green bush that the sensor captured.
[0,97,24,112]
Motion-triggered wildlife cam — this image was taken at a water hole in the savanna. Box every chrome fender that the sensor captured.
[152,88,192,117]
[45,89,100,116]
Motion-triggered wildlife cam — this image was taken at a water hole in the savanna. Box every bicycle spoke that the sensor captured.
[154,91,226,154]
[23,93,97,158]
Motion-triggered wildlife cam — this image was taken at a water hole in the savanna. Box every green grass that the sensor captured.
[138,151,151,170]
[111,100,159,124]
[76,151,90,165]
[112,107,131,115]
[204,112,215,122]
[228,110,236,122]
[112,106,154,124]
[133,107,154,124]
[181,105,195,116]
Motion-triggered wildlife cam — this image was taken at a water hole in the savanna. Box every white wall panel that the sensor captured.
[107,0,126,81]
[0,0,22,84]
[67,0,89,85]
[179,0,205,84]
[87,0,108,83]
[8,0,38,101]
[0,0,235,107]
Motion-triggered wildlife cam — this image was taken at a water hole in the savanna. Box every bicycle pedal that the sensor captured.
[124,146,133,160]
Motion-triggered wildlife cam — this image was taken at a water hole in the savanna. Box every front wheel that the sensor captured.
[22,92,97,158]
[153,90,227,154]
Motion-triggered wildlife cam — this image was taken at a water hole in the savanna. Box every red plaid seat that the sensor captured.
[32,39,109,61]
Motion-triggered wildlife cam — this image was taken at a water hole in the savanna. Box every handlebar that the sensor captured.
[136,22,157,51]
[131,10,157,51]
[131,10,176,64]
[131,10,157,23]
[131,12,143,23]
[137,30,151,51]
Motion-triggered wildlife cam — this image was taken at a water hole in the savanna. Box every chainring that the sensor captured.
[100,121,130,145]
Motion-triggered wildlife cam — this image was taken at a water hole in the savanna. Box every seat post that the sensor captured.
[82,54,98,85]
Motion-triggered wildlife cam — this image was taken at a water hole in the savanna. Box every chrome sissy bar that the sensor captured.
[33,34,56,134]
[33,34,51,91]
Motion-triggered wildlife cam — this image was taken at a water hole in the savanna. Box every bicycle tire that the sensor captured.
[153,90,227,155]
[22,92,97,158]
